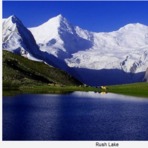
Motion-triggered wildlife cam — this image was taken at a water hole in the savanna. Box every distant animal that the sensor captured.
[100,86,107,90]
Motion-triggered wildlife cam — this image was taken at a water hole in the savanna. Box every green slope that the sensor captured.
[108,82,148,98]
[3,50,82,90]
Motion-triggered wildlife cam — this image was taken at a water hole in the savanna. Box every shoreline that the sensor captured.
[3,82,148,98]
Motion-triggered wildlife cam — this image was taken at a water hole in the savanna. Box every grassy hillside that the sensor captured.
[108,82,148,98]
[3,50,82,90]
[3,50,148,98]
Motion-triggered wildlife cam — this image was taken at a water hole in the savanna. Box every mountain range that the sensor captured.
[2,15,148,86]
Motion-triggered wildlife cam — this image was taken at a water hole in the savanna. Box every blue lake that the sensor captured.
[3,92,148,140]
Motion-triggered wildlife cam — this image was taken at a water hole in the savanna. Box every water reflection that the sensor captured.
[3,92,148,140]
[99,91,107,95]
[72,91,148,102]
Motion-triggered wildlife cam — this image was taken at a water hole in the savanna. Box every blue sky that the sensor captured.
[3,1,148,32]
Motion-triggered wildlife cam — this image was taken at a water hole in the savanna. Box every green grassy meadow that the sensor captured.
[108,82,148,98]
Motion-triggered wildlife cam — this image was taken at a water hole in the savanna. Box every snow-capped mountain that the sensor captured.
[3,14,148,85]
[2,15,42,61]
[29,14,92,59]
[29,15,148,74]
[2,15,69,70]
[69,23,148,73]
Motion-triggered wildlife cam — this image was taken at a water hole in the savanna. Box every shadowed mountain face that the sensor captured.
[2,15,148,85]
[58,19,93,55]
[71,68,145,86]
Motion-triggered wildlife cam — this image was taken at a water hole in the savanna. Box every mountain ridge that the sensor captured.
[2,15,43,61]
[29,15,148,72]
[3,14,148,85]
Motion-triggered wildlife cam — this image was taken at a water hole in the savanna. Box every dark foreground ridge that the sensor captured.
[3,50,82,90]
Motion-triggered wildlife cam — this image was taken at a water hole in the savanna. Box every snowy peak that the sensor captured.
[29,15,63,44]
[50,14,66,23]
[3,15,23,29]
[3,15,42,60]
[46,14,64,23]
[47,14,75,35]
[3,15,27,37]
[57,15,74,34]
[42,14,66,28]
[118,23,147,31]
[29,14,74,43]
[29,14,92,58]
[48,14,70,27]
[8,15,22,24]
[3,15,22,44]
[113,23,148,48]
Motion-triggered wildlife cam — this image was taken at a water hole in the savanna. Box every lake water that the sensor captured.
[3,92,148,140]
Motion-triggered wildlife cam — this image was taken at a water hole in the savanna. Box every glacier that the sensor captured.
[3,14,148,86]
